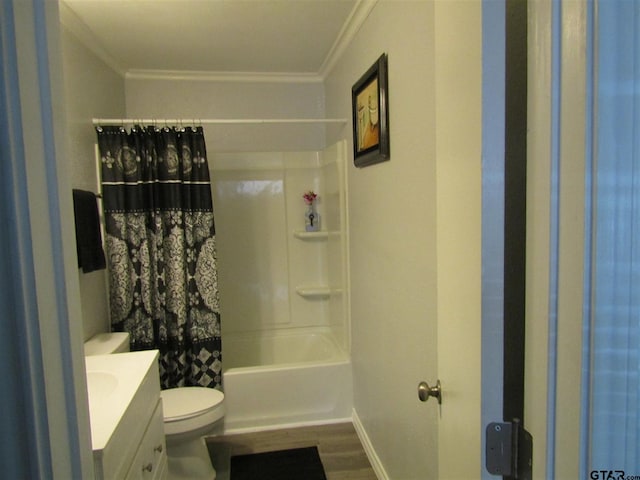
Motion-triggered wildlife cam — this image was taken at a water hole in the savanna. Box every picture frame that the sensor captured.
[351,53,390,168]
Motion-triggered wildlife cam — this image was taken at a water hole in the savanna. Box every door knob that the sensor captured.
[418,380,442,404]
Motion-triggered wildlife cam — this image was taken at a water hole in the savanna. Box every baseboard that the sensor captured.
[351,408,389,480]
[222,416,353,436]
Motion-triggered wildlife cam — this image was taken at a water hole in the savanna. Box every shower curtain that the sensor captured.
[96,125,222,390]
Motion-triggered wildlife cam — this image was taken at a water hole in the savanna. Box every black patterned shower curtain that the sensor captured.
[96,125,222,390]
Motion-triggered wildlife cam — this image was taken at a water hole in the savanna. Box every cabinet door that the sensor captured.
[125,401,166,480]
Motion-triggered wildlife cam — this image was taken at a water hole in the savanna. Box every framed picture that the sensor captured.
[351,53,390,168]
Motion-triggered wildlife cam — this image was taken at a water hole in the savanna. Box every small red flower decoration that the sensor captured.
[303,191,317,205]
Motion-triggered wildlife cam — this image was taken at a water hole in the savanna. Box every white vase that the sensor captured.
[304,203,320,232]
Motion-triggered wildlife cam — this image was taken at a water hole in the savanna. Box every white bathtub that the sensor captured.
[221,331,353,432]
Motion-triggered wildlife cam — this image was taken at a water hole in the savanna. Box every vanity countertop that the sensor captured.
[85,350,159,451]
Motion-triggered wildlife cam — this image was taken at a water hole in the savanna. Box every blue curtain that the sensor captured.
[586,0,640,471]
[0,3,46,478]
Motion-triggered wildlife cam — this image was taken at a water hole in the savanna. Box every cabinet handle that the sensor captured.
[142,463,153,473]
[154,444,163,453]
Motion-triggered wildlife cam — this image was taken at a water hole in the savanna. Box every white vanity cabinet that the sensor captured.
[125,399,167,479]
[86,350,167,480]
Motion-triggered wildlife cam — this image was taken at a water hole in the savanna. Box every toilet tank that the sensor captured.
[84,332,130,355]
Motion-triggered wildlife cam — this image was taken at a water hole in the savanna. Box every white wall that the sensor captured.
[125,77,326,152]
[60,27,126,340]
[324,2,440,478]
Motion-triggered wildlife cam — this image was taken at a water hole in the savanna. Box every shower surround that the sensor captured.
[210,141,351,431]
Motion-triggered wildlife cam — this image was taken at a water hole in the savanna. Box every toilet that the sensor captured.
[160,387,225,479]
[84,332,225,480]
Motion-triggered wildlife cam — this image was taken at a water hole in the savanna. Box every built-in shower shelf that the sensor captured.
[293,230,329,240]
[295,286,331,298]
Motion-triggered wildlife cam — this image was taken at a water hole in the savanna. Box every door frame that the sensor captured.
[525,0,590,478]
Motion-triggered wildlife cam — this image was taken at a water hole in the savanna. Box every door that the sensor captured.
[435,1,534,478]
[434,1,484,478]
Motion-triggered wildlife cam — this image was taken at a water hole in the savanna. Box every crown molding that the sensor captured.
[58,2,126,77]
[124,69,324,84]
[318,0,378,79]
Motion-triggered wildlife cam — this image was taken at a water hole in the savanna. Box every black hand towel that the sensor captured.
[72,189,106,273]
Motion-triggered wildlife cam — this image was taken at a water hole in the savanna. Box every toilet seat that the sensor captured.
[161,387,225,436]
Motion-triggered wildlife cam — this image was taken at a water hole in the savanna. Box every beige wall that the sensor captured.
[60,27,126,340]
[325,2,439,478]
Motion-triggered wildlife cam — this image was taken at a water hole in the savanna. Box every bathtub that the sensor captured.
[221,330,353,433]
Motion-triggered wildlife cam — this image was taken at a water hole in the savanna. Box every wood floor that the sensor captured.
[206,422,377,480]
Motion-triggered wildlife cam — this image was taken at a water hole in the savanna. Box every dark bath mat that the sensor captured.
[230,446,327,480]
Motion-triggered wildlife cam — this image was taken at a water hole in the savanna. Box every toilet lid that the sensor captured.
[160,387,224,422]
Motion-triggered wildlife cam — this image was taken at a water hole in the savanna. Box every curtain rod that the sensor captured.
[92,118,347,126]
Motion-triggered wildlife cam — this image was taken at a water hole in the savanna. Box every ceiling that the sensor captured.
[61,0,362,78]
